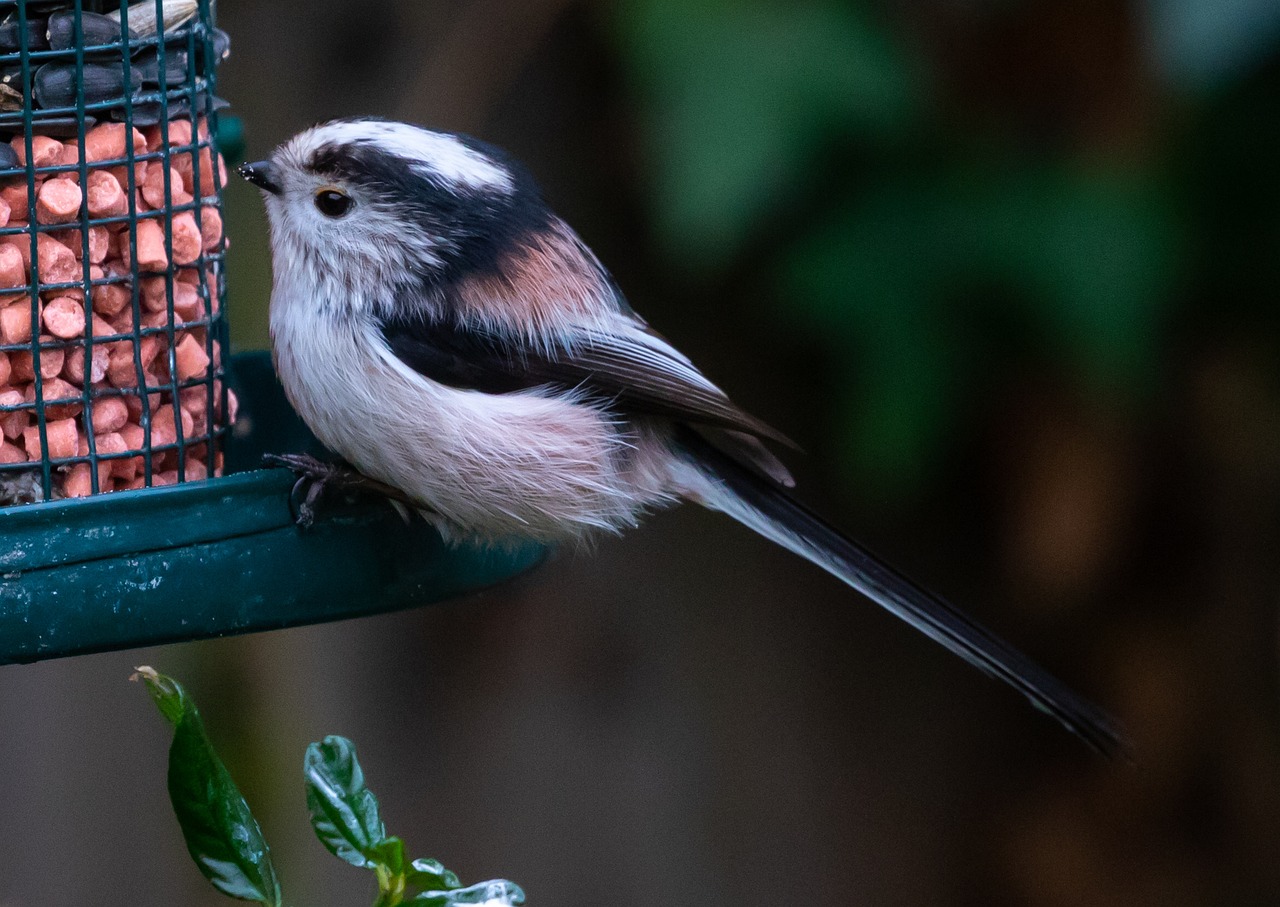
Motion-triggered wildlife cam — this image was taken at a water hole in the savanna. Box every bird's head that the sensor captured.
[239,118,546,309]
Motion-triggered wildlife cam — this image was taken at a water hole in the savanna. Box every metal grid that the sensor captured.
[0,0,229,502]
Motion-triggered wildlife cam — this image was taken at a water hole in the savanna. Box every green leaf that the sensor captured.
[369,836,407,875]
[134,667,283,907]
[305,735,387,869]
[410,880,526,906]
[407,858,461,893]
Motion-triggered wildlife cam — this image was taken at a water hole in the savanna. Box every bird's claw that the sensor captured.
[263,452,357,529]
[263,452,418,529]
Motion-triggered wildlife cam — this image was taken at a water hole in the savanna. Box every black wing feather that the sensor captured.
[382,316,793,446]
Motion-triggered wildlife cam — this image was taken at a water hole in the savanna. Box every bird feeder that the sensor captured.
[0,1,543,666]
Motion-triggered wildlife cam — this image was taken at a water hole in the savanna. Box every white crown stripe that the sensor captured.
[316,121,514,193]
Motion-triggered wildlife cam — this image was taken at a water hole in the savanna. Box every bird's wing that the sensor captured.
[379,313,795,449]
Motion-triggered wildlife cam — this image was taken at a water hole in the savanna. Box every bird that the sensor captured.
[239,117,1126,757]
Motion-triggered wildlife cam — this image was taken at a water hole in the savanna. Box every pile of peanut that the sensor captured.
[0,118,235,499]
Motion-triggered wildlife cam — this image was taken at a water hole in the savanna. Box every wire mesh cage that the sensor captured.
[0,0,233,504]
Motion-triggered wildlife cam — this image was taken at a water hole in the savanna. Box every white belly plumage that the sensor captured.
[270,308,684,543]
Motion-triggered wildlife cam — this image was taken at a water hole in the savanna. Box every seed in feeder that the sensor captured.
[84,123,147,165]
[201,148,220,194]
[87,226,109,263]
[106,346,141,389]
[24,417,77,461]
[46,10,132,53]
[81,429,126,479]
[91,396,129,435]
[179,387,208,434]
[179,459,206,482]
[10,344,63,383]
[35,233,78,285]
[36,177,82,225]
[0,389,26,440]
[199,207,222,251]
[139,334,166,370]
[85,170,127,217]
[34,62,144,111]
[140,277,197,317]
[55,142,81,183]
[124,218,168,271]
[146,118,193,153]
[135,45,201,88]
[62,343,109,386]
[108,305,136,337]
[120,419,145,450]
[0,350,7,385]
[0,14,50,54]
[0,241,24,290]
[0,195,11,228]
[61,462,94,497]
[0,187,28,224]
[110,456,141,484]
[89,312,120,343]
[28,376,82,420]
[54,225,110,264]
[2,228,34,275]
[0,301,32,344]
[0,143,19,173]
[141,164,190,209]
[171,281,200,320]
[109,0,198,38]
[91,280,130,317]
[173,332,209,380]
[11,134,62,169]
[150,404,179,447]
[170,211,202,264]
[42,296,85,339]
[141,308,171,329]
[164,120,196,176]
[0,80,20,114]
[0,440,25,464]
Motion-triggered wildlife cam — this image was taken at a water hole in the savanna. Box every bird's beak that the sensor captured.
[238,160,281,195]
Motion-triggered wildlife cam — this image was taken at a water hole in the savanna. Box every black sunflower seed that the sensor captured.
[114,92,225,127]
[33,61,143,109]
[0,15,50,53]
[47,10,134,53]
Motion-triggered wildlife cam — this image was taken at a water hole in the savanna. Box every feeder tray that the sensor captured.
[0,350,547,666]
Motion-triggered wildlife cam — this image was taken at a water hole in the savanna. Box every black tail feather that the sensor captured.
[680,430,1130,759]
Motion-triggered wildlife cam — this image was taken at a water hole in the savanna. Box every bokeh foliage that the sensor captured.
[609,0,1258,497]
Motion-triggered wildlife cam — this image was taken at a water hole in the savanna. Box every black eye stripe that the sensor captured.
[315,189,353,218]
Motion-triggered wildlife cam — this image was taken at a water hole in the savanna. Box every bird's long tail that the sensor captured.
[678,430,1129,758]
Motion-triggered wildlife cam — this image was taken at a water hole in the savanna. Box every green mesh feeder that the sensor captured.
[0,1,543,665]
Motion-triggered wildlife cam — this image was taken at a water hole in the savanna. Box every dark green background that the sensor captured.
[3,1,1279,904]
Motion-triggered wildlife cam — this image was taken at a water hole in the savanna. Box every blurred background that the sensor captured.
[3,0,1280,904]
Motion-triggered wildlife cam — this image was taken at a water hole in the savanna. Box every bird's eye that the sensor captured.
[314,188,352,218]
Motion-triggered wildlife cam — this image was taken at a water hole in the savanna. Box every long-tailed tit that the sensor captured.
[240,118,1125,756]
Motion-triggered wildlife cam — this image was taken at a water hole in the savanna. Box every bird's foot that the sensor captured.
[263,453,416,529]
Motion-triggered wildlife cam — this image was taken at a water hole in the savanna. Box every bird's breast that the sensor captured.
[269,293,677,542]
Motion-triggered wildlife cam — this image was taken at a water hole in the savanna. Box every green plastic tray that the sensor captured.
[0,352,546,666]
